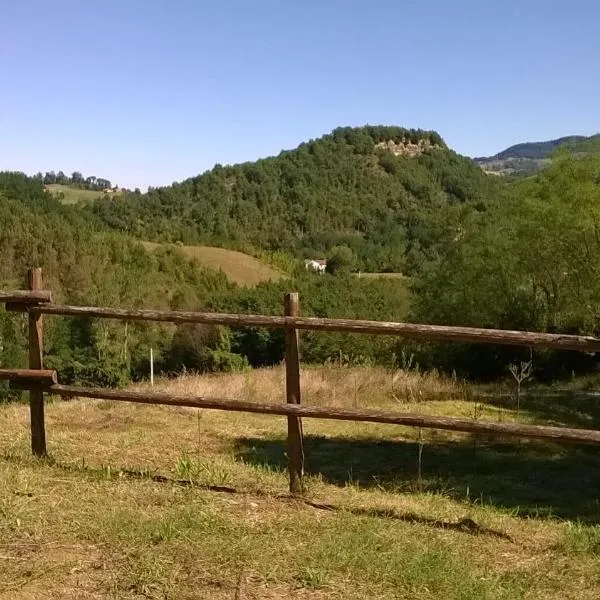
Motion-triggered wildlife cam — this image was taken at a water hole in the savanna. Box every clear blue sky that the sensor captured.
[1,0,598,189]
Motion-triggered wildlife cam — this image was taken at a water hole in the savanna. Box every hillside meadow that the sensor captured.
[45,184,115,205]
[141,242,283,287]
[1,366,599,599]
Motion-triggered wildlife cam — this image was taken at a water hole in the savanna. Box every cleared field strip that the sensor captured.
[141,242,283,286]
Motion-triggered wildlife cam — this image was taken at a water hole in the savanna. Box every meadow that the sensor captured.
[1,366,599,599]
[141,242,283,287]
[45,184,117,205]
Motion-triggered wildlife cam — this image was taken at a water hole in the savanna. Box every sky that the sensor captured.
[1,0,599,190]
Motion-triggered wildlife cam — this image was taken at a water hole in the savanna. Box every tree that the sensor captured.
[414,152,600,377]
[326,245,356,275]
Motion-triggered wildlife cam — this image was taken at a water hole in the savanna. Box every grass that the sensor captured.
[45,184,118,205]
[141,241,284,287]
[1,365,600,598]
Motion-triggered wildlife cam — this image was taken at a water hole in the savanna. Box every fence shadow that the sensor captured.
[234,434,600,523]
[478,392,600,430]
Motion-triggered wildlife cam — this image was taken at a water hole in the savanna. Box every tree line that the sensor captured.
[35,170,117,191]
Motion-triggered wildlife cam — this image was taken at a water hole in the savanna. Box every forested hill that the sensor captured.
[0,172,239,387]
[0,170,414,386]
[474,133,600,176]
[482,135,591,160]
[88,126,501,274]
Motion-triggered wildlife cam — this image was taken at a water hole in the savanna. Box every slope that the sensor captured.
[141,241,283,286]
[87,126,500,275]
[488,135,589,160]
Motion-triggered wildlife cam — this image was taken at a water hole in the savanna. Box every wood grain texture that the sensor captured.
[27,268,47,457]
[35,304,600,352]
[285,292,304,494]
[0,290,52,304]
[0,369,57,384]
[15,383,600,446]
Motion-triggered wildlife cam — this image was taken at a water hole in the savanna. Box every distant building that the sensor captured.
[304,259,327,274]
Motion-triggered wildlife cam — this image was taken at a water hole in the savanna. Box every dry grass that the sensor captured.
[1,366,600,599]
[139,364,466,406]
[141,242,283,286]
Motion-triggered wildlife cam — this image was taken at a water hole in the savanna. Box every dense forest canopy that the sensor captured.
[0,167,410,388]
[481,135,590,160]
[35,170,118,192]
[0,172,236,389]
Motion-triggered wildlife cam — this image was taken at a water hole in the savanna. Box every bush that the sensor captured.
[326,246,356,275]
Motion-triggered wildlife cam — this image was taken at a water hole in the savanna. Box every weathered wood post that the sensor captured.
[284,292,304,494]
[28,268,46,456]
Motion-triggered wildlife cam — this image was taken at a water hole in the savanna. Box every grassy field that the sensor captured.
[1,366,599,599]
[45,184,117,205]
[142,242,283,287]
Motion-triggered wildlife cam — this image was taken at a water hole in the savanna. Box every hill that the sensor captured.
[87,125,500,275]
[0,171,411,386]
[0,171,238,388]
[489,135,589,160]
[474,133,600,175]
[141,241,283,286]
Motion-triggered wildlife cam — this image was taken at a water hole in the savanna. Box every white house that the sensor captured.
[304,259,327,274]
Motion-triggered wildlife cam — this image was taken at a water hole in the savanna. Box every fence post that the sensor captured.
[28,268,46,457]
[284,292,304,494]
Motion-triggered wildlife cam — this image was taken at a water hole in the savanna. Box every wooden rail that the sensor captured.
[2,268,600,493]
[21,304,600,352]
[0,369,57,385]
[9,382,600,446]
[0,290,52,304]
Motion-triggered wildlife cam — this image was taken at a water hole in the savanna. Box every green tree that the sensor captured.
[414,152,600,377]
[326,246,356,275]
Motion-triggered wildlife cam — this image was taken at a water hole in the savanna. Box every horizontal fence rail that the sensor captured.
[2,270,600,495]
[0,290,52,305]
[0,369,57,385]
[8,380,600,446]
[16,303,600,352]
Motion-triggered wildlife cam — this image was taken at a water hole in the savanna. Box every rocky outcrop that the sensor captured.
[375,138,438,157]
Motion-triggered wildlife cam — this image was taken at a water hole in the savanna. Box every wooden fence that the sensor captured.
[2,268,600,494]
